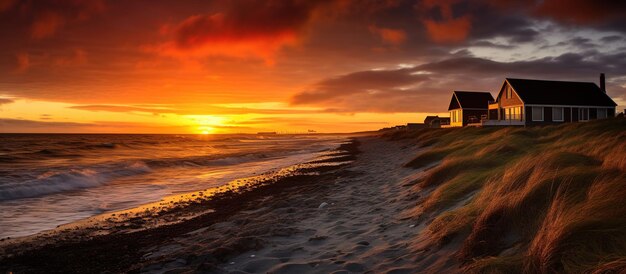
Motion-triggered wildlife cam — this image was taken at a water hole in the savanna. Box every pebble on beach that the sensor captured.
[318,202,329,209]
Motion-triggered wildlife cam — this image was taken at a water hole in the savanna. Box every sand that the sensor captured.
[1,136,463,273]
[139,137,460,273]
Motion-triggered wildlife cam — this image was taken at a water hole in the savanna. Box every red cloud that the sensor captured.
[14,52,30,73]
[419,0,472,44]
[151,1,335,64]
[423,15,471,43]
[55,49,87,66]
[0,0,16,12]
[369,26,407,45]
[31,11,64,39]
[9,0,106,40]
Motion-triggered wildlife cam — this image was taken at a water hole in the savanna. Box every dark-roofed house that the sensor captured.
[423,115,451,128]
[423,116,439,126]
[447,91,494,127]
[485,74,617,126]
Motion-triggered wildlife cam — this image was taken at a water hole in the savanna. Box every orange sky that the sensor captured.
[1,0,625,133]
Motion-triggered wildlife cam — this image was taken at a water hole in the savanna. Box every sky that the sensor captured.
[1,0,625,134]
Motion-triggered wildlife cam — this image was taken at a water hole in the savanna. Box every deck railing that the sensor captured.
[481,119,525,126]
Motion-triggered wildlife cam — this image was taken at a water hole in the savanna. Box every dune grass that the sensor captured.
[398,118,626,273]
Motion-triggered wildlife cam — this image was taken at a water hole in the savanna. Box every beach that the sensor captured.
[0,135,459,273]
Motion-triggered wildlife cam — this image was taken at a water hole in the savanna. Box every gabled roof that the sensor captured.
[506,78,617,106]
[423,115,439,124]
[448,91,494,110]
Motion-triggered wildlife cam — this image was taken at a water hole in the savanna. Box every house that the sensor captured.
[436,117,451,127]
[407,123,427,130]
[484,74,617,126]
[423,115,451,128]
[447,91,494,127]
[430,116,450,128]
[423,116,439,126]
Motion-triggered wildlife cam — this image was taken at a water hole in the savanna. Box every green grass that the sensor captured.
[395,118,626,273]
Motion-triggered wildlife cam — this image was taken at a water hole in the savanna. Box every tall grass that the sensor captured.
[399,118,626,273]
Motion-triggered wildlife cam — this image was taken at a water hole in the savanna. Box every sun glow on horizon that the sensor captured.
[187,115,229,134]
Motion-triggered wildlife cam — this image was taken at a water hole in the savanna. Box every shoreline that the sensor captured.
[0,136,358,242]
[0,139,363,273]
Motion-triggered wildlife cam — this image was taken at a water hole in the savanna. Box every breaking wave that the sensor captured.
[0,161,151,201]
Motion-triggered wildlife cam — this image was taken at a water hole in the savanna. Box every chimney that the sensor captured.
[600,73,606,93]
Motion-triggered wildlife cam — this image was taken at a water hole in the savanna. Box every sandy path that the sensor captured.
[140,137,459,273]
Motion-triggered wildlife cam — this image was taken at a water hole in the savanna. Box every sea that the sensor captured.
[0,134,350,238]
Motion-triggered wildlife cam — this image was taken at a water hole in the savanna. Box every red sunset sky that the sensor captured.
[1,0,625,133]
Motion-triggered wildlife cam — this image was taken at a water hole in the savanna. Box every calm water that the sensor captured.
[0,134,348,238]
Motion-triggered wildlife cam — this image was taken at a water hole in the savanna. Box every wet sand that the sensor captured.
[1,136,461,273]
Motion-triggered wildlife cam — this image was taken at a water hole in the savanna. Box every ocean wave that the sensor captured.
[0,151,277,201]
[145,153,272,168]
[82,142,118,149]
[0,161,151,201]
[0,135,340,202]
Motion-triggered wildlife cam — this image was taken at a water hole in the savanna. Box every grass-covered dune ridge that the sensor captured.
[385,118,626,273]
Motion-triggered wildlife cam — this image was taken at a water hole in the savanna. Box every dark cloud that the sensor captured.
[469,40,516,49]
[292,69,429,105]
[1,0,105,40]
[291,68,448,112]
[505,28,540,43]
[292,50,626,113]
[600,35,624,43]
[416,52,626,79]
[569,37,597,49]
[0,118,92,132]
[480,0,626,33]
[533,0,626,25]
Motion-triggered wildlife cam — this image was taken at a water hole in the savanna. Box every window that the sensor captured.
[579,108,589,121]
[451,110,460,123]
[552,107,564,121]
[506,107,522,120]
[597,108,608,119]
[506,86,512,99]
[532,107,543,121]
